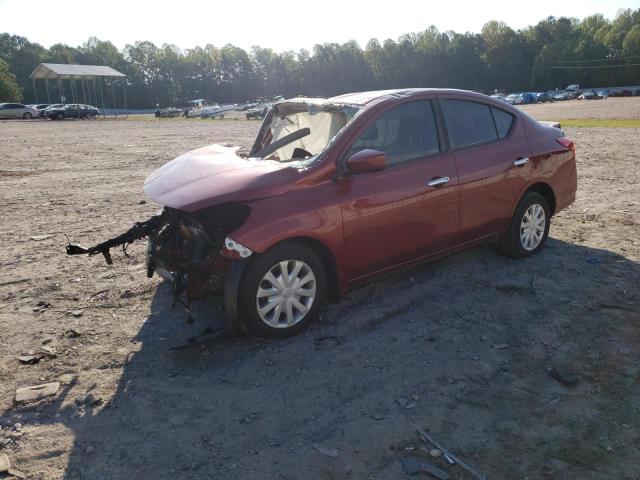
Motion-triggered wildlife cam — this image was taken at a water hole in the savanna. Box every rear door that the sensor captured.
[339,99,459,281]
[440,97,531,242]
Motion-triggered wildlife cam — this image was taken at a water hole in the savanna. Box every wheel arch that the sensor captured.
[525,182,556,216]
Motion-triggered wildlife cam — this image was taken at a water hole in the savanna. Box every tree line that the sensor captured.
[1,9,640,107]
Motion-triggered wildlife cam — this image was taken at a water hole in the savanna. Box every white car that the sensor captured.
[0,103,39,119]
[506,94,524,105]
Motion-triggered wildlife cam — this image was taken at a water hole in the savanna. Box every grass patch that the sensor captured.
[559,118,640,128]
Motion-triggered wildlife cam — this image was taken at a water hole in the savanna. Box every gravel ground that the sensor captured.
[0,106,639,480]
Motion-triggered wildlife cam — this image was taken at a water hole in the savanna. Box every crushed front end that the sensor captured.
[66,202,252,324]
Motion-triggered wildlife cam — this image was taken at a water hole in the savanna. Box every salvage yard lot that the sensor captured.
[1,98,639,479]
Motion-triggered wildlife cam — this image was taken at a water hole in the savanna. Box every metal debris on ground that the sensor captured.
[409,422,487,480]
[30,235,51,241]
[15,382,60,402]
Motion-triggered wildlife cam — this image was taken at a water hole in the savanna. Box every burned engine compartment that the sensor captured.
[67,202,251,307]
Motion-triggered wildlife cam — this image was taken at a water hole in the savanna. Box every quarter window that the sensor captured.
[442,100,497,149]
[491,107,515,138]
[348,100,440,166]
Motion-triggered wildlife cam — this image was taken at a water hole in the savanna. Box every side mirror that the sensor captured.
[346,149,387,174]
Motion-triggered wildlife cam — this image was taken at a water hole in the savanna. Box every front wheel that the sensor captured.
[238,242,326,338]
[23,112,32,119]
[56,112,64,120]
[499,192,550,258]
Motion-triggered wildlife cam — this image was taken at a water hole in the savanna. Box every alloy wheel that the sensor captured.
[256,260,316,328]
[520,203,546,251]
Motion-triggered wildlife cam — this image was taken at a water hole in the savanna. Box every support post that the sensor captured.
[123,79,128,118]
[33,78,38,104]
[98,77,106,118]
[45,79,51,104]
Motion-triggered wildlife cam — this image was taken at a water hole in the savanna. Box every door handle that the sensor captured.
[513,157,529,166]
[427,176,450,187]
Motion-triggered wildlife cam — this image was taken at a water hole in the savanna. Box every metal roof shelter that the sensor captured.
[29,63,128,117]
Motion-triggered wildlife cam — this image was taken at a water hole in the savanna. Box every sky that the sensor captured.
[1,0,639,52]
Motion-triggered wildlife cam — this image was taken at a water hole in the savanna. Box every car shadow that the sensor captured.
[7,238,640,479]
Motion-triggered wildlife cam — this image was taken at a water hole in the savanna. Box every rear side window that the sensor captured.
[442,100,497,149]
[491,107,515,138]
[348,100,440,166]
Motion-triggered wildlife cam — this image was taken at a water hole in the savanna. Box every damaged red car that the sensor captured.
[67,89,577,337]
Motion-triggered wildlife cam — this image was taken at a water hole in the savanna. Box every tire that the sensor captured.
[238,242,326,338]
[499,192,550,258]
[23,112,32,119]
[56,112,64,120]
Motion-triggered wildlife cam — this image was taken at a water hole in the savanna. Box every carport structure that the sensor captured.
[29,63,128,117]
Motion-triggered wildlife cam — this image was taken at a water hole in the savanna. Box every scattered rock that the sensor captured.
[548,367,578,386]
[344,464,352,474]
[15,382,60,402]
[401,457,449,479]
[30,235,51,241]
[423,462,449,480]
[65,328,82,338]
[0,453,10,472]
[313,443,338,458]
[370,412,387,420]
[169,413,189,426]
[58,373,76,385]
[70,310,83,318]
[39,345,57,357]
[85,445,95,454]
[7,468,27,479]
[429,449,442,458]
[401,457,421,475]
[138,200,147,205]
[492,343,510,349]
[17,354,42,365]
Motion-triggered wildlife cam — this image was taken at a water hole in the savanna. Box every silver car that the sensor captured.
[0,103,39,119]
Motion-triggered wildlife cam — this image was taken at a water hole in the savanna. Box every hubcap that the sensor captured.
[520,203,546,251]
[256,260,316,328]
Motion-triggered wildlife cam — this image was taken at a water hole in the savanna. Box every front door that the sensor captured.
[339,99,459,281]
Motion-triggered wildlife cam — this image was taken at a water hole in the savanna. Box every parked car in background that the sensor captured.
[29,104,51,116]
[0,103,39,119]
[68,88,577,338]
[596,89,609,99]
[46,104,99,120]
[490,94,508,103]
[578,91,600,100]
[41,104,65,118]
[552,92,569,101]
[506,93,524,105]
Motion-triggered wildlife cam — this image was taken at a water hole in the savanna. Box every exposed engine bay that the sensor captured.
[67,203,251,313]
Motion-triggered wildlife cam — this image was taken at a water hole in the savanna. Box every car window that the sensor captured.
[348,100,440,166]
[442,100,498,149]
[491,107,515,138]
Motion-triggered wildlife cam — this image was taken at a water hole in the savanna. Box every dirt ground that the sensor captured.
[0,99,639,480]
[519,96,640,120]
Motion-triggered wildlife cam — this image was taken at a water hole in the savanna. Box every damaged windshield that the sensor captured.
[249,99,361,166]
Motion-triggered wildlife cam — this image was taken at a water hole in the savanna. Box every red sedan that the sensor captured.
[68,89,577,338]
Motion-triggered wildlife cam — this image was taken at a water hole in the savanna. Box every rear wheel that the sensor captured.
[238,242,326,338]
[499,192,550,258]
[22,112,32,119]
[56,112,64,120]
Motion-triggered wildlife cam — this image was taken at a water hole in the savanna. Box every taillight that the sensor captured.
[557,137,575,153]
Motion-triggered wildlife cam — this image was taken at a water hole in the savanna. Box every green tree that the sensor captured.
[0,58,22,101]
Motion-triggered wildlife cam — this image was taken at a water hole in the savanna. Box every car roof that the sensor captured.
[328,88,498,105]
